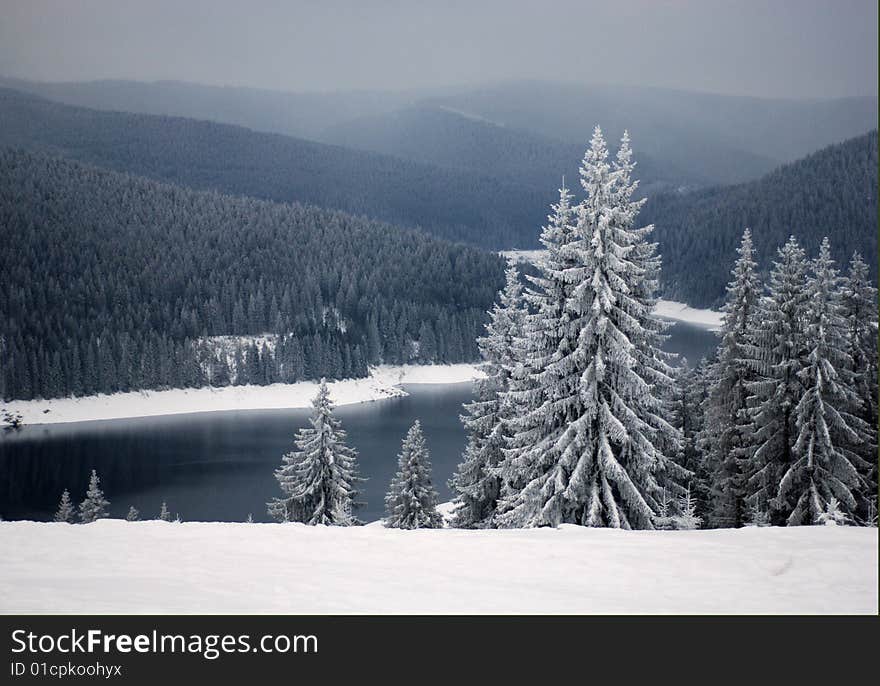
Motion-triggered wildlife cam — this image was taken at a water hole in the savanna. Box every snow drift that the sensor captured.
[0,521,874,614]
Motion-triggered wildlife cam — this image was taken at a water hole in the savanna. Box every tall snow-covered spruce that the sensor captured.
[778,238,871,524]
[495,127,685,529]
[385,420,443,529]
[267,380,361,525]
[746,237,810,524]
[841,251,879,504]
[450,266,527,528]
[496,182,577,506]
[701,229,761,528]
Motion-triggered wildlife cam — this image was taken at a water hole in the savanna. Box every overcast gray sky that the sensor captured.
[0,0,876,98]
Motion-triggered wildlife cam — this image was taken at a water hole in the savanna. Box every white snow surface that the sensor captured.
[653,299,724,330]
[500,251,723,330]
[2,364,484,426]
[0,521,874,614]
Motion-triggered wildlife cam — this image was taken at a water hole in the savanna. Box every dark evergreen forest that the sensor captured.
[0,88,546,249]
[642,130,878,308]
[0,148,505,401]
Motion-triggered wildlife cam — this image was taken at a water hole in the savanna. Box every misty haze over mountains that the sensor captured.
[3,76,876,187]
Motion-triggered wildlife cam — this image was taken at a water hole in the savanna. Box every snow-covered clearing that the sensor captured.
[500,250,723,330]
[0,521,874,613]
[2,364,484,426]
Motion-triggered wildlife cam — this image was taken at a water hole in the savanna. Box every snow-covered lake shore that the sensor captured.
[0,521,874,614]
[653,299,724,330]
[1,364,484,426]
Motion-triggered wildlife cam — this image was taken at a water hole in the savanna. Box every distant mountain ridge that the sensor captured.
[318,104,699,196]
[3,76,876,187]
[422,80,878,174]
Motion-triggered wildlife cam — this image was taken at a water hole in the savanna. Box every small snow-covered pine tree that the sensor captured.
[745,500,771,527]
[746,237,810,525]
[495,128,685,529]
[158,502,172,521]
[450,266,527,528]
[125,506,140,522]
[246,513,254,523]
[385,420,443,529]
[267,380,361,525]
[676,358,712,515]
[816,497,849,526]
[702,229,762,528]
[78,470,110,523]
[778,239,870,525]
[675,485,702,530]
[54,489,76,523]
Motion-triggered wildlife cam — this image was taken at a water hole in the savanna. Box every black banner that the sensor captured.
[1,615,877,683]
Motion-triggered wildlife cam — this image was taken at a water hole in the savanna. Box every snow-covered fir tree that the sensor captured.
[496,182,577,504]
[267,379,361,525]
[54,489,75,523]
[385,420,443,529]
[246,513,254,523]
[450,266,527,528]
[842,253,879,420]
[495,127,685,529]
[158,502,172,521]
[745,237,810,524]
[701,229,762,528]
[125,506,140,521]
[79,470,110,523]
[778,239,871,525]
[841,251,879,514]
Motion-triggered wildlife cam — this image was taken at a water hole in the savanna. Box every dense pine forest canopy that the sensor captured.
[0,88,547,249]
[0,148,505,401]
[642,130,879,308]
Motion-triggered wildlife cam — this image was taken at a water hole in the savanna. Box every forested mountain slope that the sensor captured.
[0,148,506,401]
[642,130,878,308]
[0,88,547,249]
[319,105,701,195]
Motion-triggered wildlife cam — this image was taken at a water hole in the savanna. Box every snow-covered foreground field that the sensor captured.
[2,364,483,426]
[0,521,875,614]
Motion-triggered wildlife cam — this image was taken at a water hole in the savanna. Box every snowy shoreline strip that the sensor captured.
[1,364,484,426]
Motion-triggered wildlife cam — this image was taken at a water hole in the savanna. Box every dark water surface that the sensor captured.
[0,384,474,523]
[1,322,718,523]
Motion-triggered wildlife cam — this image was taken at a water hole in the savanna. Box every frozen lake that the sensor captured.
[0,321,718,522]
